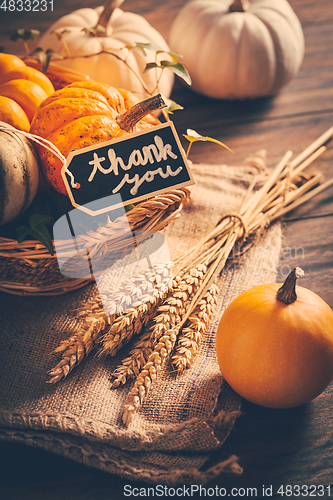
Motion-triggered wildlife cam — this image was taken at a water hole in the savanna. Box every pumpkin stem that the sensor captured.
[229,0,251,13]
[98,0,125,30]
[116,93,167,132]
[277,267,304,305]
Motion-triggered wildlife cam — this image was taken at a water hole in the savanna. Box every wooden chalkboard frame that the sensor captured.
[61,121,195,216]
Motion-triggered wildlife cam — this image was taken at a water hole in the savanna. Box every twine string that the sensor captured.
[215,212,248,244]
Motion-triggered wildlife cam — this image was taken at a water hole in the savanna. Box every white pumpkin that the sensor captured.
[169,0,305,99]
[0,122,40,225]
[37,0,174,99]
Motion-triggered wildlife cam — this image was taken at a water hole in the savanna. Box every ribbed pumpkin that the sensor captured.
[169,0,305,99]
[0,96,30,132]
[29,81,161,195]
[216,268,333,408]
[0,121,40,225]
[36,0,174,98]
[0,54,55,131]
[0,53,26,77]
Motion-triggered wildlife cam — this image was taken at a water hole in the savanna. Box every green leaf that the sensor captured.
[29,47,61,71]
[30,47,47,70]
[143,62,158,73]
[82,25,106,37]
[124,204,134,213]
[15,225,32,243]
[10,28,40,42]
[30,228,54,255]
[15,213,54,255]
[46,48,63,60]
[93,24,107,34]
[160,61,191,86]
[164,99,184,114]
[51,29,71,41]
[29,213,54,228]
[134,42,163,55]
[157,49,182,63]
[0,46,5,53]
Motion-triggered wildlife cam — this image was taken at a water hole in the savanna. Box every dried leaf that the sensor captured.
[184,128,234,157]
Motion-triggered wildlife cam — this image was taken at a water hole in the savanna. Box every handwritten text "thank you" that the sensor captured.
[87,135,182,195]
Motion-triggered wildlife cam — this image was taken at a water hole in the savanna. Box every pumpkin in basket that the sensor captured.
[29,81,164,195]
[0,121,40,225]
[0,53,26,77]
[169,0,304,99]
[0,53,54,131]
[36,0,174,98]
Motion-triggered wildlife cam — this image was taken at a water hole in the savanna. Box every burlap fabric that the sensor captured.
[0,161,281,485]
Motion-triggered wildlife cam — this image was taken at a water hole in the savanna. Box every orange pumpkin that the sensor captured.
[0,53,54,131]
[0,65,55,96]
[0,79,49,123]
[29,81,162,195]
[216,268,333,408]
[0,96,30,132]
[0,53,26,78]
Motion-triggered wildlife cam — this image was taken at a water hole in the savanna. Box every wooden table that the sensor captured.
[1,1,333,498]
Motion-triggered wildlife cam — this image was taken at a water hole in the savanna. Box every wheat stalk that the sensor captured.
[98,263,173,356]
[122,325,180,425]
[99,296,162,357]
[109,266,205,387]
[111,328,154,388]
[47,315,111,383]
[120,127,333,424]
[48,262,172,381]
[76,292,105,319]
[122,265,206,424]
[169,141,333,334]
[172,282,219,372]
[110,267,210,387]
[99,262,173,316]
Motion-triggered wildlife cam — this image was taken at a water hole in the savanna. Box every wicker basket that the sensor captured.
[0,189,190,296]
[0,59,191,295]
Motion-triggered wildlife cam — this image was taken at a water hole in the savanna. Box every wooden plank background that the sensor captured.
[0,0,333,498]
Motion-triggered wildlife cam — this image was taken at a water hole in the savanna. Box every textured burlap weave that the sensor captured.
[0,161,281,485]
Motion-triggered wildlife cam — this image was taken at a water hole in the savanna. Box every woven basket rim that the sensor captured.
[0,188,190,259]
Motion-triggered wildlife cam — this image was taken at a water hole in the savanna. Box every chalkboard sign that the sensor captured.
[61,121,195,215]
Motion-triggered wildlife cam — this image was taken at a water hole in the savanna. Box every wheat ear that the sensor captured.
[48,263,172,382]
[110,269,205,387]
[172,282,219,372]
[99,263,172,316]
[98,263,173,355]
[122,264,207,425]
[110,267,197,385]
[110,328,154,388]
[99,296,162,357]
[75,292,105,319]
[47,315,112,384]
